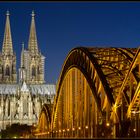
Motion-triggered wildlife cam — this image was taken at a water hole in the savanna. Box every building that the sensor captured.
[0,11,56,130]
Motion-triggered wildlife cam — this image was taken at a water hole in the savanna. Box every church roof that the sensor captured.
[30,84,56,95]
[0,84,56,95]
[21,81,29,92]
[0,84,18,94]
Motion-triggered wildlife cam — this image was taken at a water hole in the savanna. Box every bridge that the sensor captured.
[34,47,140,138]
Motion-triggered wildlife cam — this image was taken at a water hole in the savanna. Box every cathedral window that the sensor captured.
[23,99,28,116]
[32,66,36,77]
[2,67,3,73]
[12,65,14,71]
[0,65,2,73]
[6,65,10,76]
[38,66,40,74]
[8,99,10,116]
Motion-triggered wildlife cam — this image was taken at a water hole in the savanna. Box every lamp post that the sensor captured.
[67,128,69,137]
[85,125,88,138]
[72,127,75,137]
[63,129,65,137]
[78,126,81,137]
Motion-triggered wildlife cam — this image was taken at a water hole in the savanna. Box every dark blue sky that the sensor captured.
[0,2,140,83]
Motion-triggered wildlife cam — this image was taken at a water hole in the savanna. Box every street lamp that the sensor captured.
[106,122,110,127]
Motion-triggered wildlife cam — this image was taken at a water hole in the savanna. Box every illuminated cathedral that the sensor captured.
[0,11,56,130]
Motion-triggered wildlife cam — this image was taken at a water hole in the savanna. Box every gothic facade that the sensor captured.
[0,11,56,130]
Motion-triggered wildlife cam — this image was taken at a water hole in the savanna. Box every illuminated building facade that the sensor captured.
[0,11,56,130]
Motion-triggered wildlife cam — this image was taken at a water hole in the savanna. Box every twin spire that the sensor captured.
[2,10,38,55]
[28,10,38,54]
[2,10,13,55]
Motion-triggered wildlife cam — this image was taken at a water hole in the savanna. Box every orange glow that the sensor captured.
[106,122,110,127]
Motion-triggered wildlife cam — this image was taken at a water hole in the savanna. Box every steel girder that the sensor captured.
[52,47,137,123]
[51,47,114,128]
[35,103,51,136]
[37,47,140,138]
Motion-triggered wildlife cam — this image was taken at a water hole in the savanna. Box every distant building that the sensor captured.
[0,11,56,130]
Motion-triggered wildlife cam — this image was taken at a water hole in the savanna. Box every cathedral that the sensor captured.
[0,11,56,130]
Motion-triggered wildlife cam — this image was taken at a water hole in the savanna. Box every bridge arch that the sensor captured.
[36,47,140,138]
[50,47,138,138]
[35,103,51,136]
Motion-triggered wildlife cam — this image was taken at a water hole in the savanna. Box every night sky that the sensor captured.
[0,2,140,84]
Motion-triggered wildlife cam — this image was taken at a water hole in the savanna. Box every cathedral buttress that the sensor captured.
[1,11,17,83]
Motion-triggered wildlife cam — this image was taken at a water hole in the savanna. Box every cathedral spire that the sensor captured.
[22,42,24,51]
[21,42,25,68]
[2,10,13,55]
[28,10,38,54]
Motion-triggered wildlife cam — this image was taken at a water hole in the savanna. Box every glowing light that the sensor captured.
[132,111,136,114]
[56,130,58,133]
[72,128,75,131]
[131,110,140,114]
[85,126,88,129]
[63,129,65,132]
[67,128,70,131]
[113,104,117,112]
[59,130,61,133]
[133,128,136,132]
[106,122,110,127]
[78,127,81,130]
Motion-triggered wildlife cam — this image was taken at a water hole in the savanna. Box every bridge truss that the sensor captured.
[35,47,140,138]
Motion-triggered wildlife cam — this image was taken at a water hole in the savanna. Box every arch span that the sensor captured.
[35,103,52,137]
[37,47,140,138]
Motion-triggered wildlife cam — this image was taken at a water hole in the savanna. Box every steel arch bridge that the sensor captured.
[35,47,140,138]
[34,103,52,137]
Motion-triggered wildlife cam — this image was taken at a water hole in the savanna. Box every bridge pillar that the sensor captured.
[56,131,58,138]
